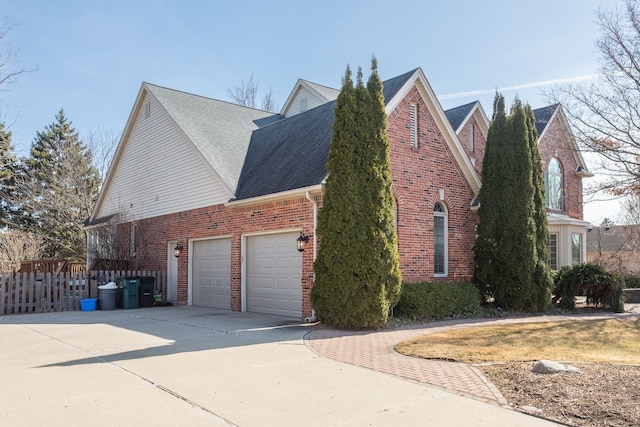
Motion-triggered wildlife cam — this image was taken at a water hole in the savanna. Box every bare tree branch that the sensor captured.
[546,0,640,198]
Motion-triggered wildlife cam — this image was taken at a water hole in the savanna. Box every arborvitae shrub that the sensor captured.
[394,282,480,320]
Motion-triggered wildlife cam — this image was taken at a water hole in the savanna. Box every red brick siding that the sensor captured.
[127,196,317,316]
[538,114,584,220]
[458,116,487,176]
[387,86,477,283]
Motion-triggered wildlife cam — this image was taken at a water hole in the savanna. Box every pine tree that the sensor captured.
[0,120,17,227]
[21,109,101,260]
[526,104,553,310]
[474,95,550,311]
[311,59,401,328]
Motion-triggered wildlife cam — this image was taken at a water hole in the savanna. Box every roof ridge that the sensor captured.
[144,81,276,114]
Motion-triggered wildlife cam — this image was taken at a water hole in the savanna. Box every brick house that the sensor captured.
[86,68,590,319]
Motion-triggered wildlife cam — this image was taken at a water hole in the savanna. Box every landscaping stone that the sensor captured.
[531,360,580,374]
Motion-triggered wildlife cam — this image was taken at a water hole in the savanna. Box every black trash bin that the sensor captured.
[98,286,117,310]
[139,276,155,308]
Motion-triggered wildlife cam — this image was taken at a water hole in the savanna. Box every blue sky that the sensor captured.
[0,0,622,222]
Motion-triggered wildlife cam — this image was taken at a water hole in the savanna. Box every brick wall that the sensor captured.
[538,113,584,220]
[387,86,477,283]
[458,115,487,176]
[128,196,317,315]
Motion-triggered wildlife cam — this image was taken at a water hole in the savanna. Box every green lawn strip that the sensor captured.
[395,318,640,364]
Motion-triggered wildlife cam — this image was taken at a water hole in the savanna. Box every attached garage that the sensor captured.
[192,238,231,309]
[246,232,303,318]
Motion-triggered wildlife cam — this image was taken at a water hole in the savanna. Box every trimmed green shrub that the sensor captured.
[553,263,624,312]
[623,275,640,288]
[394,282,481,320]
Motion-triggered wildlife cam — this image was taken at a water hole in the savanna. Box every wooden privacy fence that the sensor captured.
[0,270,166,316]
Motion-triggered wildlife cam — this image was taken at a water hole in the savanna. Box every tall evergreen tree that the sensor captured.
[474,95,550,311]
[312,59,401,328]
[20,109,101,260]
[526,104,552,310]
[0,120,17,227]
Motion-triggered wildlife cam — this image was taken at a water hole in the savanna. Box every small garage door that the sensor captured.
[247,232,302,318]
[192,238,231,309]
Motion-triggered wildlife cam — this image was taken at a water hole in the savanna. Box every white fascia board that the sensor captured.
[225,184,323,208]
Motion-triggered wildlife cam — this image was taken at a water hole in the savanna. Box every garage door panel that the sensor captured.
[247,232,302,318]
[192,238,231,309]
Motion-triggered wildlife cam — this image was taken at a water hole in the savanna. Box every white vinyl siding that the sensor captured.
[283,87,326,117]
[96,93,230,221]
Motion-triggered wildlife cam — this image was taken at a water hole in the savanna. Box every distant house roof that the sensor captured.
[533,104,558,136]
[587,225,640,252]
[233,71,415,200]
[145,83,281,193]
[444,101,478,132]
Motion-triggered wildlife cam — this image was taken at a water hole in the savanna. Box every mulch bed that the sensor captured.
[480,362,640,427]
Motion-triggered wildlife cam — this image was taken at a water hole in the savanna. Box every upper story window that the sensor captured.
[545,158,564,210]
[468,124,474,152]
[434,202,448,276]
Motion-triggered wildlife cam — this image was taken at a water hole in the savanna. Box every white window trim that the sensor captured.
[434,202,448,277]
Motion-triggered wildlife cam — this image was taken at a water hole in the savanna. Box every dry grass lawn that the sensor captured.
[395,317,640,427]
[395,317,640,364]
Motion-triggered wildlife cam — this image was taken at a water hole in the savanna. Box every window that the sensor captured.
[299,98,308,113]
[409,102,418,148]
[545,158,563,210]
[571,233,582,265]
[130,223,138,257]
[434,202,447,275]
[468,124,474,152]
[548,234,558,270]
[144,100,151,118]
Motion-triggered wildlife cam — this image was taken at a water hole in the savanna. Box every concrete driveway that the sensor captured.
[0,306,559,426]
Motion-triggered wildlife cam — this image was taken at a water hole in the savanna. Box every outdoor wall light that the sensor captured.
[174,243,184,258]
[296,232,310,252]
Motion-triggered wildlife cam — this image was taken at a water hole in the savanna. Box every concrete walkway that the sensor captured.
[0,306,566,426]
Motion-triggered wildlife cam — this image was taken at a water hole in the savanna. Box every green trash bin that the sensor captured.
[118,278,139,309]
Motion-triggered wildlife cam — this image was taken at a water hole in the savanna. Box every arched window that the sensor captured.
[545,158,563,210]
[434,202,448,276]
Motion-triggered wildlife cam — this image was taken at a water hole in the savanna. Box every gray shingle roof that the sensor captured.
[444,101,477,132]
[145,83,281,193]
[533,104,558,137]
[586,225,640,252]
[303,80,340,101]
[233,71,415,200]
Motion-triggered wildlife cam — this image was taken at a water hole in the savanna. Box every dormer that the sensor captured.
[444,101,489,175]
[280,79,339,117]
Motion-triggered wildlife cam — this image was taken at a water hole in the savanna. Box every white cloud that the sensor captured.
[439,74,598,100]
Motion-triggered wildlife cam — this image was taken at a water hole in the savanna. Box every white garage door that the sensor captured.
[247,232,302,318]
[192,238,231,309]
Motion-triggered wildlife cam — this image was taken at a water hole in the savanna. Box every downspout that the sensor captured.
[305,191,318,323]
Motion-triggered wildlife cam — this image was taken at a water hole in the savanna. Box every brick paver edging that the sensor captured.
[303,309,640,406]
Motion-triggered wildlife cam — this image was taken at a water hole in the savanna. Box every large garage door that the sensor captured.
[192,238,231,309]
[247,232,302,318]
